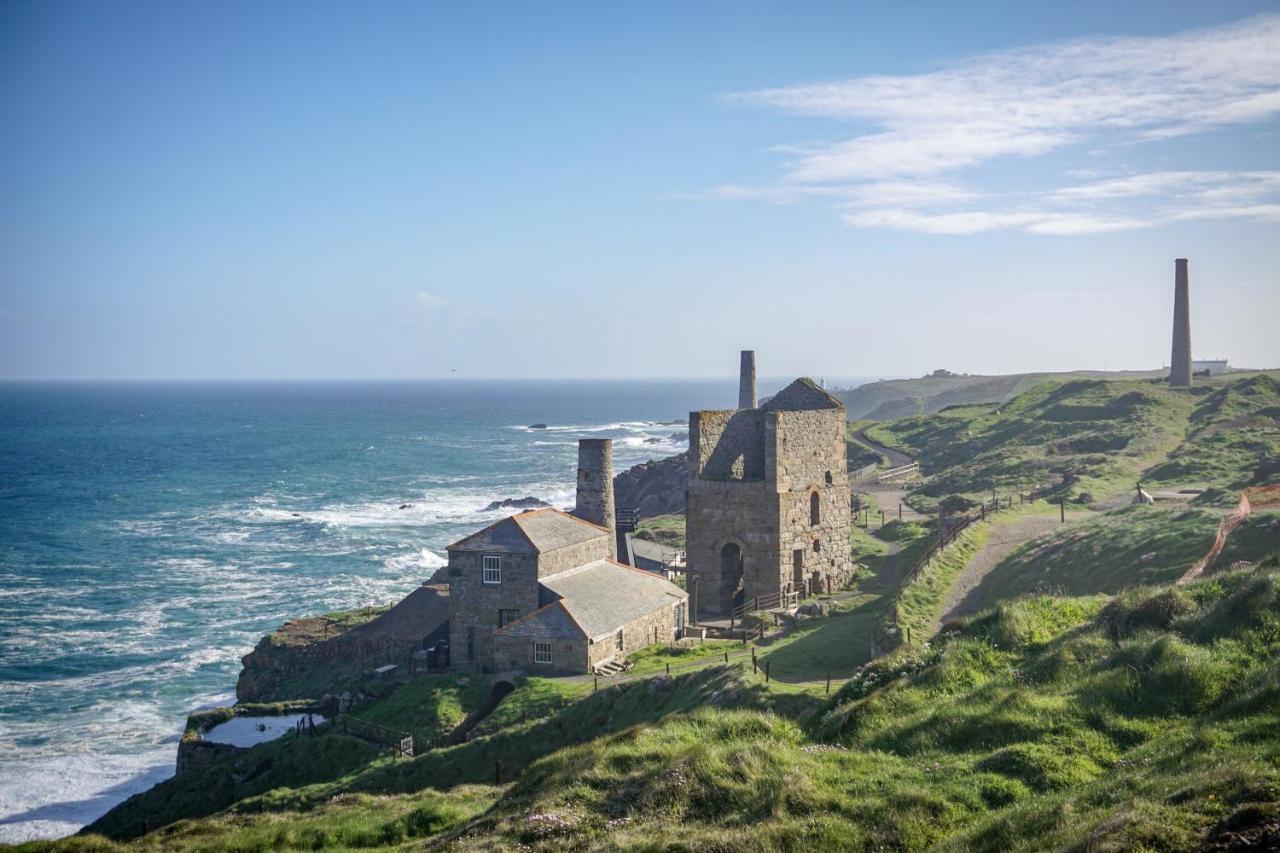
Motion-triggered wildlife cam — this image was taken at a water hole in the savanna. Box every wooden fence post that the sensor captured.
[766,661,771,683]
[1060,498,1066,523]
[593,676,598,693]
[723,651,729,664]
[899,503,902,520]
[752,648,757,674]
[495,760,503,784]
[826,671,831,695]
[666,662,670,675]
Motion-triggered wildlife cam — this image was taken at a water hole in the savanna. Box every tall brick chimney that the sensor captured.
[1169,258,1192,388]
[738,350,757,409]
[574,438,616,558]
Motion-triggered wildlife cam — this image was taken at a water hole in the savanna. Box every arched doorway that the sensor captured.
[720,543,744,612]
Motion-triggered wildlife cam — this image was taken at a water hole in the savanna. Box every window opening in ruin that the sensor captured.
[482,555,502,584]
[615,629,623,652]
[499,608,519,627]
[825,470,834,485]
[812,539,821,553]
[810,492,821,526]
[792,549,804,590]
[720,543,744,611]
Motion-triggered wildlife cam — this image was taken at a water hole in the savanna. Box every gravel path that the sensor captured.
[939,511,1094,626]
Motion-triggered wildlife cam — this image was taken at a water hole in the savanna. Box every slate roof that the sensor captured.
[538,559,687,640]
[491,599,587,639]
[762,377,844,412]
[447,508,608,554]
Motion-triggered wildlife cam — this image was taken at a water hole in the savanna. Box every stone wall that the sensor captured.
[536,537,611,577]
[447,550,541,670]
[587,598,685,670]
[691,409,765,481]
[687,388,853,616]
[490,632,588,674]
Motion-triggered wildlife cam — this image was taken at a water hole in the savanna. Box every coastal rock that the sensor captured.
[528,423,548,430]
[482,496,551,512]
[613,451,690,518]
[399,503,414,510]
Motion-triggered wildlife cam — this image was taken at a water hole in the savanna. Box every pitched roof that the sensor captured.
[491,600,587,639]
[539,559,687,640]
[447,507,608,554]
[763,377,844,412]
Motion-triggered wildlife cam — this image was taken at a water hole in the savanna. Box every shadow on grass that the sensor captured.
[757,596,884,683]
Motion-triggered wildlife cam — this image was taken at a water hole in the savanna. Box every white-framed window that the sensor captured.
[482,555,501,585]
[533,640,552,665]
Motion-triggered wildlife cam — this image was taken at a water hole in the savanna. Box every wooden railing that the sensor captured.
[338,713,414,757]
[877,462,920,483]
[731,589,800,621]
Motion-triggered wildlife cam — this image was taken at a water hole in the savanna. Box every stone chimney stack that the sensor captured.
[738,350,757,409]
[574,438,616,559]
[1169,258,1192,388]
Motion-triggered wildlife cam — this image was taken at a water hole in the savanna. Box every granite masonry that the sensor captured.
[685,356,853,618]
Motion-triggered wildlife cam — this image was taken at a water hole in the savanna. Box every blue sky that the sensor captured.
[1,1,1278,380]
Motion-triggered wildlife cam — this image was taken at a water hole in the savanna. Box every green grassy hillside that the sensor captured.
[833,369,1164,420]
[31,558,1279,852]
[865,372,1280,506]
[963,505,1280,612]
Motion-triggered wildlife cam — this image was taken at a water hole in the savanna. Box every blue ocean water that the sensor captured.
[0,377,866,840]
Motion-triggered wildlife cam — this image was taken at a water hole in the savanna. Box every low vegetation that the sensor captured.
[964,504,1280,611]
[633,513,685,548]
[865,371,1280,507]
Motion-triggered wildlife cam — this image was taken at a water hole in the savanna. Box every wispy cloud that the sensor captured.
[708,14,1280,235]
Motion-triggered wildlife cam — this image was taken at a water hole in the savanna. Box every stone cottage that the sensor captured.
[685,352,853,618]
[445,439,687,674]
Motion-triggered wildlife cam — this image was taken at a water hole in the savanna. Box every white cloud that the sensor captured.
[737,14,1280,182]
[705,14,1280,236]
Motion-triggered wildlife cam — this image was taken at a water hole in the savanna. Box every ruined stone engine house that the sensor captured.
[686,352,853,619]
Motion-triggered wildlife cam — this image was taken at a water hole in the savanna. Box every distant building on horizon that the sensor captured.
[1192,359,1230,376]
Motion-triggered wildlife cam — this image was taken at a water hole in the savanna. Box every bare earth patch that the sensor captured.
[939,512,1094,626]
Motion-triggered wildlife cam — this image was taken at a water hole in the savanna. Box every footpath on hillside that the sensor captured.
[939,509,1095,626]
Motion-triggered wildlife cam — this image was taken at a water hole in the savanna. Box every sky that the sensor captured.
[1,1,1278,381]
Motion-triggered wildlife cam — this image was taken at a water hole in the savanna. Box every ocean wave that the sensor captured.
[383,548,447,574]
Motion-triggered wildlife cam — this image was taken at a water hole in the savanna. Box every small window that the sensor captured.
[482,555,501,584]
[533,641,552,665]
[810,492,821,526]
[499,608,520,627]
[812,539,821,553]
[825,470,834,485]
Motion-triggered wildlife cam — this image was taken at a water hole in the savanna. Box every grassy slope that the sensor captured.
[865,372,1280,508]
[865,376,1195,504]
[966,504,1280,610]
[1144,373,1280,494]
[633,513,686,548]
[43,560,1280,852]
[445,563,1280,850]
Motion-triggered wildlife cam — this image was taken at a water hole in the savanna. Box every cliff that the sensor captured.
[613,451,690,518]
[236,584,450,702]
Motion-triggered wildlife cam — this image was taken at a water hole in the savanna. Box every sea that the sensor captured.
[0,377,869,841]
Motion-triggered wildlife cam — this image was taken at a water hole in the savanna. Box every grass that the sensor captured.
[634,513,686,548]
[353,675,489,745]
[1143,373,1280,493]
[57,557,1280,851]
[443,563,1280,850]
[892,520,991,645]
[967,504,1280,610]
[866,376,1198,505]
[757,592,882,682]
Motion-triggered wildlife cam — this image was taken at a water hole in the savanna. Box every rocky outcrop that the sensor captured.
[482,496,550,512]
[613,451,689,518]
[236,585,450,702]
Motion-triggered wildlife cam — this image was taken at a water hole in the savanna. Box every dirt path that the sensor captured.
[939,511,1094,626]
[852,427,915,469]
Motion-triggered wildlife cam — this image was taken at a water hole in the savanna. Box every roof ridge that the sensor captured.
[491,599,586,638]
[446,514,535,552]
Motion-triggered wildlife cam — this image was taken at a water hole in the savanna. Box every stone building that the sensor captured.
[685,352,853,618]
[445,439,687,674]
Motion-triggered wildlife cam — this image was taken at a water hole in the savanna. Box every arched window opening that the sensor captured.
[810,492,821,526]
